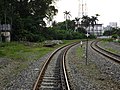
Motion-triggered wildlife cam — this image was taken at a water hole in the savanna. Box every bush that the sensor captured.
[112,34,118,39]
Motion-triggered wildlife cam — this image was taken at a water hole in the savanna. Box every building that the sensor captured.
[103,22,118,32]
[109,22,117,28]
[103,25,111,31]
[87,24,103,36]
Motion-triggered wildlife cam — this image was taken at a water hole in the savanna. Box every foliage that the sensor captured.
[103,27,120,37]
[0,40,80,59]
[0,0,98,42]
[112,34,118,39]
[103,30,111,36]
[81,15,91,28]
[63,11,71,20]
[81,15,99,36]
[90,16,98,28]
[50,19,88,40]
[0,0,58,42]
[63,11,71,30]
[74,17,80,31]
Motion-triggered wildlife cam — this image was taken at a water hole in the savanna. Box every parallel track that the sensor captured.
[91,40,120,63]
[33,42,79,90]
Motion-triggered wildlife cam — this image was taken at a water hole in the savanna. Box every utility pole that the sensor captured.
[0,21,1,42]
[85,33,89,65]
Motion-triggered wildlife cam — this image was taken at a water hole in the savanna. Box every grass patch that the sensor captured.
[100,41,119,54]
[76,45,103,78]
[107,48,119,54]
[76,46,84,59]
[0,40,80,66]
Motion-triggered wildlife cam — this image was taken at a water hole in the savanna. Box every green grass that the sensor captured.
[0,40,80,62]
[76,45,104,84]
[0,42,53,61]
[107,48,119,54]
[76,46,84,59]
[76,45,103,79]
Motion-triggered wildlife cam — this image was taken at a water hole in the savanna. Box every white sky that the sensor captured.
[54,0,120,26]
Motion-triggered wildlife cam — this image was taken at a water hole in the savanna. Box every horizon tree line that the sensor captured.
[63,10,99,35]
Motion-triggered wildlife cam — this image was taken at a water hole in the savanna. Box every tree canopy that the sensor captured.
[0,0,58,42]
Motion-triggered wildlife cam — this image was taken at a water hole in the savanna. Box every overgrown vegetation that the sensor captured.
[0,0,58,42]
[0,40,80,59]
[103,27,120,38]
[0,42,51,60]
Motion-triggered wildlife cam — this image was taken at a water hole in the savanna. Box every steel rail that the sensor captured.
[32,42,79,90]
[62,43,77,90]
[91,41,120,63]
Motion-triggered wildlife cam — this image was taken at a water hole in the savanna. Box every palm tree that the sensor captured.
[75,17,80,31]
[63,11,71,30]
[90,15,99,35]
[81,15,91,29]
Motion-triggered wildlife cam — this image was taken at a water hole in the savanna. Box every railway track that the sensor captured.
[91,40,120,63]
[32,42,79,90]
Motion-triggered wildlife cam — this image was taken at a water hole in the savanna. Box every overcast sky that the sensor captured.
[54,0,120,26]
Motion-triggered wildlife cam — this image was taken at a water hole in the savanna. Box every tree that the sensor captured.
[90,15,99,35]
[81,15,91,29]
[63,11,71,30]
[104,27,120,37]
[0,0,58,42]
[52,20,57,27]
[46,6,58,26]
[75,17,80,32]
[81,14,99,36]
[67,20,75,31]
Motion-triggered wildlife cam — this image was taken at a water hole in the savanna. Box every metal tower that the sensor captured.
[78,0,87,18]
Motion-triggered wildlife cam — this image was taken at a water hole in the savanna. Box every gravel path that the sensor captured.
[98,41,120,55]
[0,52,52,90]
[66,41,120,90]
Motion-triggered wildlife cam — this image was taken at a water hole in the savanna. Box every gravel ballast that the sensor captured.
[0,52,52,90]
[66,41,120,90]
[98,41,120,55]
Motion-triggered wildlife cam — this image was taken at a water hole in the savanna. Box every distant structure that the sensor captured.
[76,0,87,29]
[103,25,111,31]
[109,22,117,28]
[78,0,87,18]
[104,22,118,32]
[77,0,104,36]
[87,24,103,36]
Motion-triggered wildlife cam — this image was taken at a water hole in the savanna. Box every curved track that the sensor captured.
[91,40,120,63]
[32,42,79,90]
